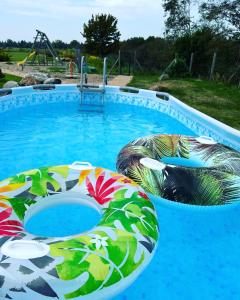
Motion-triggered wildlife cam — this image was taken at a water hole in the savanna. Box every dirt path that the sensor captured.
[0,62,132,87]
[108,75,133,86]
[61,75,132,86]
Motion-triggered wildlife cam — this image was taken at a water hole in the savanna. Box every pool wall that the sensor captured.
[0,84,239,151]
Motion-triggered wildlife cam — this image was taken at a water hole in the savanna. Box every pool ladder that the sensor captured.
[79,56,107,110]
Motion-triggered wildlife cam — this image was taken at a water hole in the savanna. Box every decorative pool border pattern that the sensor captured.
[0,84,239,151]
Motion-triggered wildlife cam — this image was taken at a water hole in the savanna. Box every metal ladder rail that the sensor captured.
[102,57,108,105]
[80,56,87,106]
[80,56,108,106]
[80,56,86,91]
[103,57,108,87]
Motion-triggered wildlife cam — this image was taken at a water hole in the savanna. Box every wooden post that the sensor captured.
[75,48,81,73]
[128,57,131,76]
[133,50,136,74]
[118,50,121,75]
[189,52,194,74]
[44,48,47,65]
[210,52,217,80]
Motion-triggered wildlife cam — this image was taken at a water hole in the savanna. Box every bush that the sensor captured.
[60,49,75,60]
[86,55,103,73]
[0,49,10,62]
[0,69,5,79]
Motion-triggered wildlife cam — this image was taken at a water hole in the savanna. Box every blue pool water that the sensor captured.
[0,102,194,179]
[161,157,207,168]
[25,204,101,237]
[1,100,240,300]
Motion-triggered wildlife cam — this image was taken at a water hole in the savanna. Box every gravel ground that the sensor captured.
[0,62,132,86]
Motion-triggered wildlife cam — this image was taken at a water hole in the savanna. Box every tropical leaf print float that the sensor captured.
[0,208,23,236]
[117,134,240,205]
[50,229,145,299]
[0,165,159,299]
[86,171,123,204]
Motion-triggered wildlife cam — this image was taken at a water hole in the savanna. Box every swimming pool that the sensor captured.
[0,85,240,300]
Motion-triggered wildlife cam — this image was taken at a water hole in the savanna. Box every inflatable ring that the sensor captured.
[0,162,158,300]
[117,134,240,206]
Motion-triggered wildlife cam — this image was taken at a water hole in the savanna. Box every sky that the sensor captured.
[0,0,166,42]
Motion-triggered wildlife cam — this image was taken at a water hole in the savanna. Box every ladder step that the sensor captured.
[80,88,104,93]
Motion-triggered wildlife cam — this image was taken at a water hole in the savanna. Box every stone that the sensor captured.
[44,78,62,84]
[19,72,49,86]
[3,81,19,89]
[19,77,39,86]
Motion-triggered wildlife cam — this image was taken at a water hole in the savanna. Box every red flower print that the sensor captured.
[0,208,23,237]
[86,172,123,205]
[138,191,149,201]
[122,178,132,184]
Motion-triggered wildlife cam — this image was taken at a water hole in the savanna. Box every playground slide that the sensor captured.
[17,51,36,66]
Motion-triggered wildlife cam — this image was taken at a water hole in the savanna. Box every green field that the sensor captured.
[128,75,240,130]
[5,49,30,62]
[0,73,22,88]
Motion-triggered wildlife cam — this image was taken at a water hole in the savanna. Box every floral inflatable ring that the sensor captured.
[0,162,159,300]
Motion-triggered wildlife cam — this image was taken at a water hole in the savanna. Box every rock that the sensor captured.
[151,84,160,91]
[44,78,62,84]
[19,77,39,86]
[19,72,49,86]
[3,81,19,88]
[25,72,49,82]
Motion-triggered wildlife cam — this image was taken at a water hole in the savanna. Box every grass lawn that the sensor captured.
[128,75,240,130]
[5,49,30,62]
[0,73,22,88]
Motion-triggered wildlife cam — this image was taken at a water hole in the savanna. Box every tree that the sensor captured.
[52,40,68,50]
[82,14,121,56]
[119,37,173,73]
[163,0,192,39]
[69,40,81,49]
[200,0,240,37]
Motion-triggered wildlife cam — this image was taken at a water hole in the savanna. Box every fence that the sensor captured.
[107,47,240,86]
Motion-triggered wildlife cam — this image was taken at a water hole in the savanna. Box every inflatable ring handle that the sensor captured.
[196,136,217,145]
[69,161,95,171]
[140,157,166,171]
[1,240,50,259]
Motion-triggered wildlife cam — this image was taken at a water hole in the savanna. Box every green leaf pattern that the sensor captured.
[117,134,240,206]
[0,165,159,299]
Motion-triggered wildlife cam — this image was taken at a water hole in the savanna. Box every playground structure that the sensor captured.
[17,30,100,80]
[16,29,142,78]
[13,29,134,86]
[17,30,62,68]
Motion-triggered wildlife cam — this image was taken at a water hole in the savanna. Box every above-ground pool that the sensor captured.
[0,85,240,300]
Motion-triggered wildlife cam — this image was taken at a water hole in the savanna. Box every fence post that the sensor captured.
[75,48,81,72]
[189,52,194,74]
[118,50,121,75]
[210,52,217,80]
[128,55,131,76]
[133,50,136,74]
